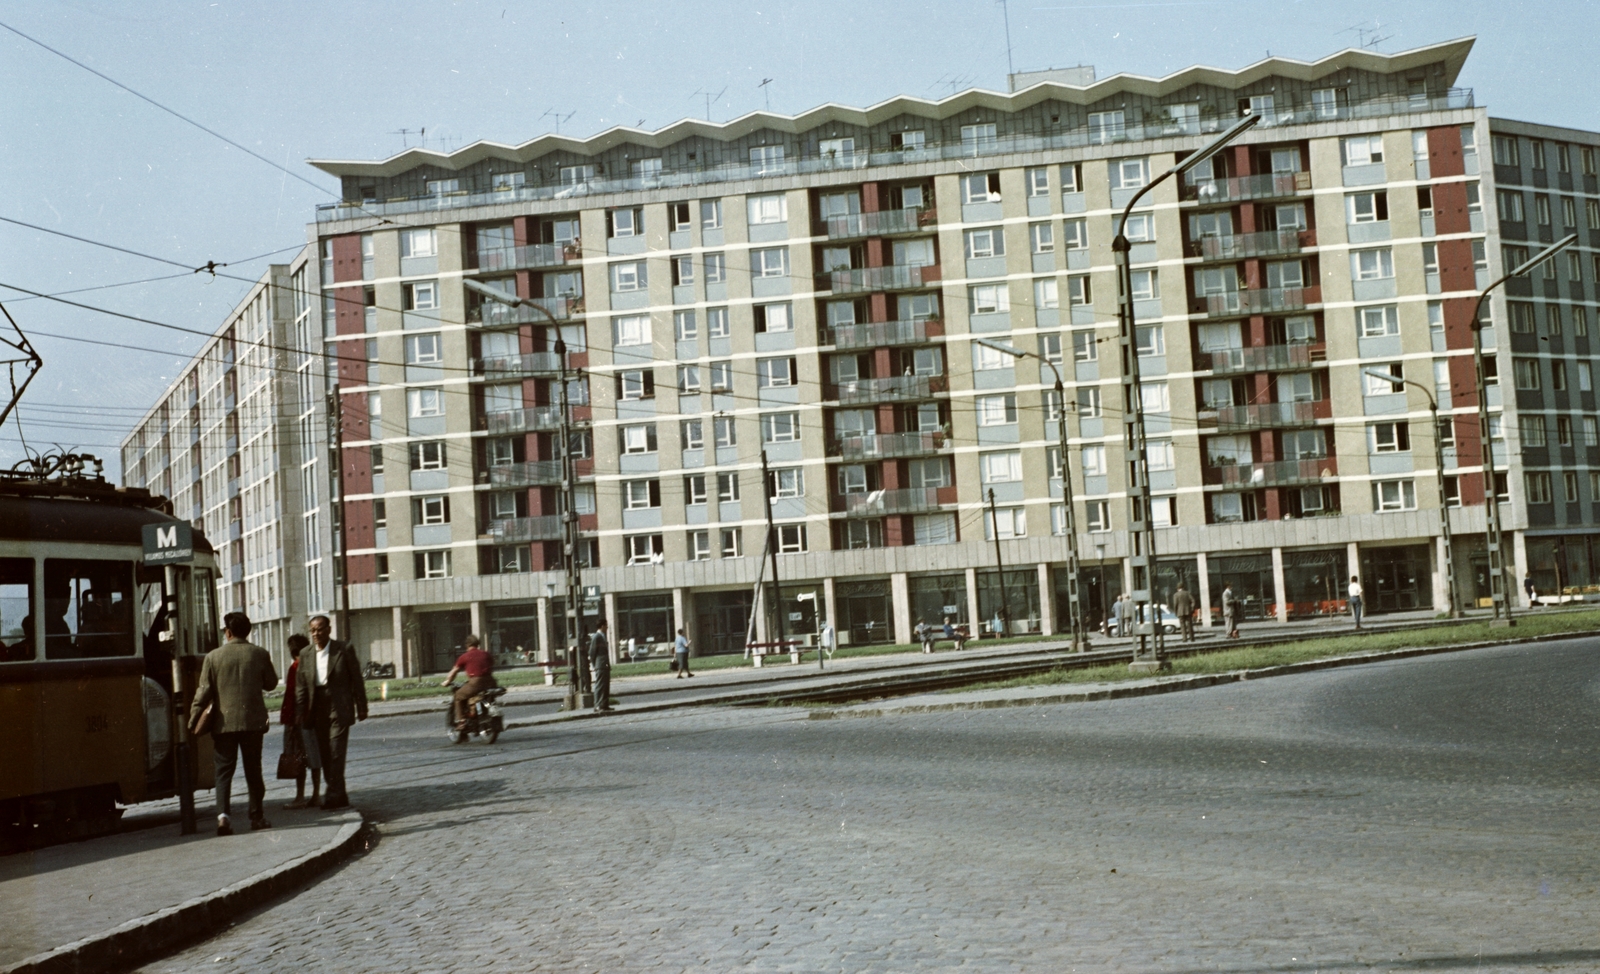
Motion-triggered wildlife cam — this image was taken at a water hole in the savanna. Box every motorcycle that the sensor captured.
[364,660,397,679]
[445,684,507,744]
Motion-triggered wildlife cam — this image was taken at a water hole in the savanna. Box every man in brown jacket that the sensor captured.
[295,614,368,809]
[190,611,279,835]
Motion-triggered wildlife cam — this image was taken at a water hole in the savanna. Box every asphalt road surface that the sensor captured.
[138,636,1600,973]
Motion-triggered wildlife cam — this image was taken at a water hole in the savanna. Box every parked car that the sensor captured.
[1107,603,1181,637]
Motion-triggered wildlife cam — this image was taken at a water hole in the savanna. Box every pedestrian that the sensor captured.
[673,627,694,678]
[190,611,278,836]
[991,609,1004,638]
[439,634,497,729]
[1524,575,1539,607]
[589,620,613,712]
[1172,583,1196,643]
[1222,583,1239,638]
[916,617,936,653]
[295,614,368,810]
[819,620,836,657]
[280,633,321,810]
[1113,593,1134,637]
[1348,575,1365,629]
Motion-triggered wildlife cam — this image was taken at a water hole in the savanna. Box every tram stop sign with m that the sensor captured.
[142,522,194,566]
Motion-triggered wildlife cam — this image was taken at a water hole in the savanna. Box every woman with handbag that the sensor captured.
[279,633,321,809]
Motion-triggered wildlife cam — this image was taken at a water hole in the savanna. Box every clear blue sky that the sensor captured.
[0,0,1591,480]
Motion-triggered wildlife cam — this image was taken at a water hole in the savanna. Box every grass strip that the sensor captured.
[957,609,1600,693]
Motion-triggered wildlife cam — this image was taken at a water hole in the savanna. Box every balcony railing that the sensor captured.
[1193,229,1311,260]
[485,405,564,434]
[831,431,948,460]
[839,486,956,516]
[828,318,941,349]
[1207,343,1326,375]
[469,296,581,326]
[823,207,935,240]
[473,352,564,378]
[822,264,939,294]
[1200,400,1326,431]
[317,89,1472,223]
[488,460,565,488]
[476,242,577,272]
[832,374,947,405]
[488,515,564,543]
[1204,456,1337,488]
[1197,286,1317,317]
[1183,171,1311,204]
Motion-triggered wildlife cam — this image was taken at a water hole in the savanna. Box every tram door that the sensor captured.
[136,563,219,798]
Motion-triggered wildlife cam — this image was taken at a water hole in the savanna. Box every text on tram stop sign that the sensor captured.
[142,522,194,565]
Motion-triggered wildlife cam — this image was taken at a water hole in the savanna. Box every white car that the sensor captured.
[1108,603,1182,637]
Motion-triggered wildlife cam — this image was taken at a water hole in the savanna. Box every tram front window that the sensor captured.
[44,559,135,659]
[0,558,34,662]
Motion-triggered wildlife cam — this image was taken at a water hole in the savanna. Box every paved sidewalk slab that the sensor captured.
[0,807,362,974]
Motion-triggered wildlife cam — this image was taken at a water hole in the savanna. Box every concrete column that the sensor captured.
[822,576,838,633]
[535,597,550,661]
[891,572,910,644]
[1196,551,1212,628]
[1513,530,1530,606]
[672,587,687,647]
[1037,563,1055,636]
[392,605,407,678]
[1271,547,1288,624]
[964,567,980,631]
[469,600,483,640]
[1433,536,1449,612]
[1347,541,1362,591]
[604,592,619,663]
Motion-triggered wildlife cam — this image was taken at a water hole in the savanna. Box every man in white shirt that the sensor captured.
[1348,575,1365,629]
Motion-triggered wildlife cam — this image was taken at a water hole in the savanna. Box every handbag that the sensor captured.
[277,748,306,780]
[188,702,215,737]
[669,656,679,672]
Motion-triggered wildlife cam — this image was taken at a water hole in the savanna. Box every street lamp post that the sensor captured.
[1363,368,1460,619]
[975,337,1086,651]
[1114,113,1261,672]
[1467,233,1577,627]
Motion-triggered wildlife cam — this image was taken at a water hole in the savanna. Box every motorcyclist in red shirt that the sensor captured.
[439,635,498,730]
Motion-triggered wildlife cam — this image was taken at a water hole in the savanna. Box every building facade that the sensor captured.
[121,255,337,668]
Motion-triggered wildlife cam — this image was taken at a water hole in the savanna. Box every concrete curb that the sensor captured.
[2,811,366,974]
[808,627,1600,719]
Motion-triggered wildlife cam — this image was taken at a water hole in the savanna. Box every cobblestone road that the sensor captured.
[139,637,1600,973]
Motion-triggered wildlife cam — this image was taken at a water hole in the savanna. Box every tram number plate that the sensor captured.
[86,714,109,733]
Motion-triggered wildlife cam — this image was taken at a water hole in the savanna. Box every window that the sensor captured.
[613,315,651,347]
[1026,167,1049,196]
[1136,325,1165,357]
[960,172,1003,203]
[1067,276,1092,307]
[1513,358,1542,390]
[677,365,701,394]
[400,228,436,258]
[1084,500,1112,533]
[1139,381,1170,414]
[770,467,804,498]
[757,357,796,388]
[606,207,643,238]
[404,333,442,365]
[973,342,1014,371]
[1561,471,1579,504]
[1062,219,1088,250]
[668,201,694,232]
[984,507,1026,540]
[708,360,733,393]
[1524,415,1547,447]
[424,178,459,196]
[700,199,723,229]
[965,227,1006,259]
[1525,472,1552,505]
[558,165,594,186]
[694,253,723,285]
[413,495,449,525]
[1372,479,1417,512]
[1585,416,1599,446]
[719,528,744,559]
[960,122,998,147]
[620,424,658,454]
[1077,386,1102,417]
[1129,269,1159,300]
[1071,330,1098,363]
[415,550,450,579]
[623,479,662,511]
[1109,157,1148,189]
[761,412,800,443]
[689,530,711,561]
[1553,361,1567,391]
[969,284,1010,315]
[410,441,446,470]
[1081,445,1107,477]
[752,248,789,278]
[1364,364,1403,396]
[407,388,443,417]
[890,130,926,151]
[976,394,1017,426]
[1580,362,1593,391]
[1568,252,1583,282]
[1357,305,1400,337]
[914,513,957,546]
[1350,249,1395,280]
[1497,191,1525,222]
[1033,278,1059,310]
[819,137,855,161]
[1342,134,1385,166]
[626,534,664,566]
[673,310,698,342]
[1371,422,1411,453]
[668,255,695,287]
[774,523,807,553]
[617,369,655,400]
[681,420,704,451]
[1088,111,1125,144]
[747,193,787,225]
[749,145,785,173]
[612,261,648,292]
[1117,212,1154,242]
[402,281,437,311]
[1347,192,1389,224]
[1558,416,1573,447]
[1312,87,1342,118]
[707,307,730,339]
[1536,195,1552,226]
[1508,301,1536,333]
[713,416,737,447]
[1531,140,1547,169]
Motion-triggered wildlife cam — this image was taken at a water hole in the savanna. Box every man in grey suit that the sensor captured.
[589,620,613,713]
[191,611,278,836]
[295,614,368,809]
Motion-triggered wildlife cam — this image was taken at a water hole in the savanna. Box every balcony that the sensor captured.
[1192,229,1312,261]
[838,485,957,517]
[485,405,564,434]
[487,460,564,488]
[1195,286,1319,318]
[473,352,564,379]
[1199,400,1329,431]
[1183,171,1311,204]
[317,89,1472,223]
[831,374,947,405]
[831,430,949,460]
[828,318,942,350]
[476,242,577,273]
[487,515,564,543]
[819,264,939,295]
[1204,456,1338,488]
[1207,343,1326,375]
[824,207,935,240]
[468,296,581,328]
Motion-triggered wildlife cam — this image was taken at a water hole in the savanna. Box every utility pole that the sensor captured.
[760,449,788,659]
[987,488,1013,638]
[325,383,350,643]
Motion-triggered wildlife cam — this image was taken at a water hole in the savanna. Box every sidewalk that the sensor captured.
[0,804,363,974]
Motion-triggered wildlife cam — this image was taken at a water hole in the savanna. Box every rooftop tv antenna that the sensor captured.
[391,127,425,149]
[758,78,774,112]
[930,73,976,97]
[542,109,576,135]
[1342,21,1393,50]
[690,86,727,122]
[998,0,1015,78]
[0,302,43,432]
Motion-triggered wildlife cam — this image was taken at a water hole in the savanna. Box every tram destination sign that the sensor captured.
[142,522,194,565]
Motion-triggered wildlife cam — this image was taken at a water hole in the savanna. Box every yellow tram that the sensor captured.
[0,454,219,852]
